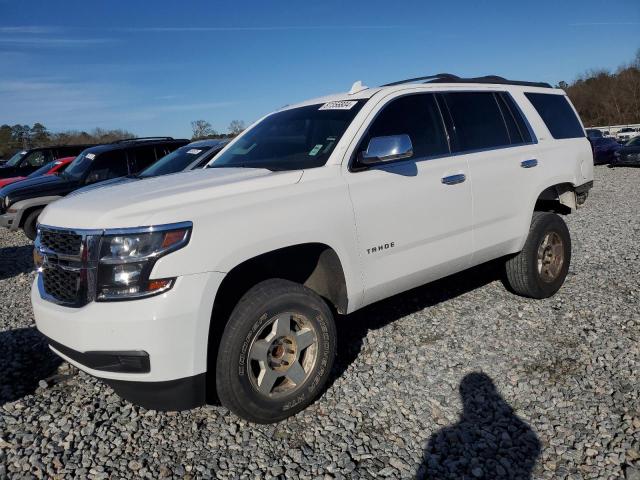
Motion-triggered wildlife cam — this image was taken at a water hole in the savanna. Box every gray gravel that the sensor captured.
[1,165,639,479]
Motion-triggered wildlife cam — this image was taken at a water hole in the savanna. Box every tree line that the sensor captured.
[191,119,246,140]
[0,124,135,159]
[560,50,640,127]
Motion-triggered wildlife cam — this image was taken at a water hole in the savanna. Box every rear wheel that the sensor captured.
[215,279,336,423]
[22,208,43,241]
[504,212,571,299]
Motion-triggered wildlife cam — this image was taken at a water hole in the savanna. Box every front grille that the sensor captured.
[42,266,81,304]
[37,226,98,307]
[40,229,82,256]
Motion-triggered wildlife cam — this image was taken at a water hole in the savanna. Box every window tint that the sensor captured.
[130,146,157,172]
[358,94,448,162]
[524,93,584,139]
[85,151,129,184]
[443,92,510,151]
[499,93,533,143]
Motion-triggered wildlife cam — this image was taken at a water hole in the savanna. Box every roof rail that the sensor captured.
[381,73,552,89]
[112,136,175,143]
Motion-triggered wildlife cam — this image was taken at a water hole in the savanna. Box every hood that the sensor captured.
[69,176,138,197]
[0,174,76,203]
[39,167,303,229]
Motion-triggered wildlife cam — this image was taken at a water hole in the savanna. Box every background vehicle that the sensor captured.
[616,127,639,143]
[0,157,74,188]
[612,136,640,166]
[0,137,188,239]
[32,75,593,423]
[0,145,93,178]
[586,128,603,139]
[590,137,621,165]
[70,139,229,196]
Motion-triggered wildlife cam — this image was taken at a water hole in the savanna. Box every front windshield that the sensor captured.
[209,101,364,171]
[626,136,640,147]
[5,151,27,167]
[27,160,58,178]
[139,144,216,178]
[62,150,94,181]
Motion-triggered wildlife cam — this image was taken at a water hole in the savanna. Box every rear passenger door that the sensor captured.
[441,91,540,265]
[347,92,473,306]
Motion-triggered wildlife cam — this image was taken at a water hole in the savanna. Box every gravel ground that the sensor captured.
[1,165,639,480]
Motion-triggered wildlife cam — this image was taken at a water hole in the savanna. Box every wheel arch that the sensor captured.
[204,242,349,401]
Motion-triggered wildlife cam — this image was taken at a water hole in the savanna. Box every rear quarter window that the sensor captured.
[524,93,584,140]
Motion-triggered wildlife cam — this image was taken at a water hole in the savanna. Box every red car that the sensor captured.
[0,156,74,188]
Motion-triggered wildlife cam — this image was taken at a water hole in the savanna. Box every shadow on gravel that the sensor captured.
[0,327,62,405]
[330,260,504,388]
[0,244,34,280]
[416,372,541,479]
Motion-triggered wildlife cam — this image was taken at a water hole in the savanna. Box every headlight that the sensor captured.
[96,223,191,301]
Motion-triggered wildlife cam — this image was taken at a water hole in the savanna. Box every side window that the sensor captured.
[498,93,533,143]
[357,93,449,163]
[85,151,129,184]
[23,150,53,167]
[155,147,169,160]
[130,146,158,172]
[443,92,510,152]
[496,94,523,144]
[524,93,584,139]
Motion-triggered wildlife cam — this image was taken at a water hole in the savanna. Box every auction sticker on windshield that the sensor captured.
[187,149,203,155]
[319,100,358,110]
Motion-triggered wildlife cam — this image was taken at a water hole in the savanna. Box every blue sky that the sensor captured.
[0,0,638,138]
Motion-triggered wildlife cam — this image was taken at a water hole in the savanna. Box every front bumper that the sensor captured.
[32,270,225,409]
[0,211,19,231]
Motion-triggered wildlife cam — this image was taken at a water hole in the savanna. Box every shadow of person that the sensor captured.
[0,327,62,405]
[418,372,541,479]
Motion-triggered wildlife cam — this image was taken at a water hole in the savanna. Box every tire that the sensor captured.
[22,208,43,241]
[216,279,337,423]
[504,212,571,299]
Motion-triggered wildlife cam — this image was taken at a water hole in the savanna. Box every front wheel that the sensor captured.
[504,212,571,299]
[23,208,43,241]
[216,279,336,423]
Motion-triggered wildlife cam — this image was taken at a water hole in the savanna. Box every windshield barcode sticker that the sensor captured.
[319,100,358,110]
[187,149,202,155]
[86,153,96,160]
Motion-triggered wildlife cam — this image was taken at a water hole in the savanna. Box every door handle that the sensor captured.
[520,159,538,168]
[441,173,466,185]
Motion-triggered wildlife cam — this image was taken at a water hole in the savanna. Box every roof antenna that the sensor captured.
[348,80,368,95]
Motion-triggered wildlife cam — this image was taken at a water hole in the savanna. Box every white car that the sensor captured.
[32,74,594,423]
[616,127,639,143]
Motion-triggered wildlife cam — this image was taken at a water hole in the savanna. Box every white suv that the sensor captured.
[32,74,594,423]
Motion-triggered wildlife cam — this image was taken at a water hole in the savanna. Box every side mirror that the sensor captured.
[360,134,413,165]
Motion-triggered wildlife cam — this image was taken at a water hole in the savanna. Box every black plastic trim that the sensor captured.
[575,180,594,194]
[45,336,150,373]
[103,374,207,411]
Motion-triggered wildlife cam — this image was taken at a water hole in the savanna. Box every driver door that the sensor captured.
[346,93,474,306]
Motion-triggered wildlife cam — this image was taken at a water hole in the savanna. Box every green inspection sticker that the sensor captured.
[309,144,323,156]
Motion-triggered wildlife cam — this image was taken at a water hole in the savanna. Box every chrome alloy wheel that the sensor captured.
[537,231,564,282]
[247,313,318,397]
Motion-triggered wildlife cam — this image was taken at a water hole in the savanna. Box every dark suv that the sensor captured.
[0,137,188,239]
[0,145,95,178]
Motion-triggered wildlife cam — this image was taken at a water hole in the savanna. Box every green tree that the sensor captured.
[30,122,50,147]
